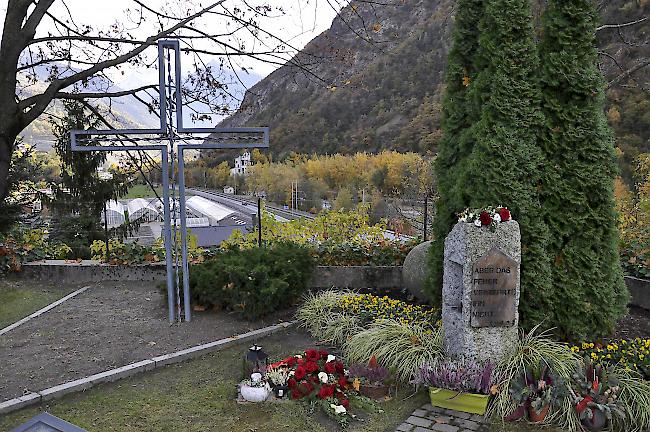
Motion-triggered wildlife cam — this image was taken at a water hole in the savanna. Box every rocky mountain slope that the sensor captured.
[216,0,649,181]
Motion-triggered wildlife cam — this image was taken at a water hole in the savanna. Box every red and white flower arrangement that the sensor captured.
[270,348,375,426]
[458,206,512,228]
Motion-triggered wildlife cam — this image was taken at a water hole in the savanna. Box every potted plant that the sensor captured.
[348,356,391,400]
[240,372,270,402]
[266,366,290,398]
[413,358,494,415]
[506,363,563,423]
[568,363,625,431]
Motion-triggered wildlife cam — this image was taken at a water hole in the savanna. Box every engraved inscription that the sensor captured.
[470,248,518,328]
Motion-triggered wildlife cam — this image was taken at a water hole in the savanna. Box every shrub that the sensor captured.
[0,227,71,274]
[190,242,314,319]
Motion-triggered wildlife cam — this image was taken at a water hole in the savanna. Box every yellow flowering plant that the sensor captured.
[570,339,650,381]
[337,293,439,326]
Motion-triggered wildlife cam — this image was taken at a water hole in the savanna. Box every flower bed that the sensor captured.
[337,293,438,325]
[296,293,650,432]
[0,228,71,274]
[570,339,650,380]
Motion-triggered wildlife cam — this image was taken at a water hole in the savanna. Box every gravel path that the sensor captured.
[0,279,292,402]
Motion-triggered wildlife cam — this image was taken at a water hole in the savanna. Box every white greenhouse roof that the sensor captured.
[186,196,235,222]
[126,198,160,218]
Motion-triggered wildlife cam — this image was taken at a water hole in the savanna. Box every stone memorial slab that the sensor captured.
[442,221,521,364]
[10,412,87,432]
[470,248,518,328]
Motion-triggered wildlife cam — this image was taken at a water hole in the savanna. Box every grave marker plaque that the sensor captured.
[470,248,518,327]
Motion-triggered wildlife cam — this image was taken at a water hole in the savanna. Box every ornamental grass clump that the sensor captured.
[611,366,650,432]
[344,319,443,383]
[295,290,350,340]
[488,325,581,429]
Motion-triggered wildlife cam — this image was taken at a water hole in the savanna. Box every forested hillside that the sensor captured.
[215,0,648,183]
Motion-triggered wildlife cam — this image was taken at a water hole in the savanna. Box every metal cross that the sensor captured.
[71,39,269,323]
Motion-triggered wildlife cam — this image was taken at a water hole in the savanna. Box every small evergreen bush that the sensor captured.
[190,242,315,319]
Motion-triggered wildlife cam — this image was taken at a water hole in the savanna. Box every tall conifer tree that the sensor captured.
[539,1,627,339]
[429,0,484,303]
[459,0,553,328]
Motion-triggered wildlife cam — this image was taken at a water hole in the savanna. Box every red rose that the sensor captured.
[306,349,320,362]
[309,375,320,383]
[335,361,345,374]
[286,357,297,367]
[297,358,304,366]
[294,366,306,380]
[319,350,329,360]
[288,378,297,388]
[498,208,511,221]
[479,211,492,226]
[338,376,348,388]
[317,384,335,400]
[305,361,319,373]
[325,362,336,374]
[291,389,302,399]
[341,398,350,409]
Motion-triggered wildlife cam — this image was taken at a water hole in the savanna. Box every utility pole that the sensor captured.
[423,194,429,241]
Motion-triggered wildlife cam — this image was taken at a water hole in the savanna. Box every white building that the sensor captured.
[230,151,251,176]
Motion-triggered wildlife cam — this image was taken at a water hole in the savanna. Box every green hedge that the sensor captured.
[190,242,315,319]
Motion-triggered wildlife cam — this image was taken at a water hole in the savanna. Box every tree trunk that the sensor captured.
[0,134,14,201]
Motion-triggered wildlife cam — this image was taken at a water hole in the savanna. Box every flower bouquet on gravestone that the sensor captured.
[458,206,512,230]
[413,358,495,415]
[505,363,565,423]
[270,348,381,427]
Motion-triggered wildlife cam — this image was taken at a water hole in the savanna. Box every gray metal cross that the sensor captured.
[71,39,269,323]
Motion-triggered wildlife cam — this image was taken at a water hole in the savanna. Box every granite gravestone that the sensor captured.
[442,220,521,364]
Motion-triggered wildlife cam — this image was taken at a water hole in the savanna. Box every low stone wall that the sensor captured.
[625,276,650,310]
[15,262,647,309]
[16,260,403,290]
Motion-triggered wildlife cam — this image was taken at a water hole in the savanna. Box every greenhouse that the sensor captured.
[101,200,126,227]
[127,198,161,223]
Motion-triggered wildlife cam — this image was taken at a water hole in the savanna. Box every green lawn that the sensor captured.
[123,184,164,199]
[0,281,70,329]
[0,328,431,432]
[124,184,194,200]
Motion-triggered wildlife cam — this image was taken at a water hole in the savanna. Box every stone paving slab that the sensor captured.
[396,403,490,432]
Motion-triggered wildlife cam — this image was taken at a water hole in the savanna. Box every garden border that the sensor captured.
[0,320,296,416]
[0,285,91,336]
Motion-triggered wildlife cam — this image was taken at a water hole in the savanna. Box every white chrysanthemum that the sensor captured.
[474,219,482,227]
[318,372,329,383]
[493,213,501,223]
[330,404,347,414]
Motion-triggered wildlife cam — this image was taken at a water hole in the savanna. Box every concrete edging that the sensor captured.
[0,286,91,336]
[0,320,296,416]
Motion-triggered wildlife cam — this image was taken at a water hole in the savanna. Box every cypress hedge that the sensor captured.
[539,0,628,339]
[429,0,485,305]
[429,0,554,330]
